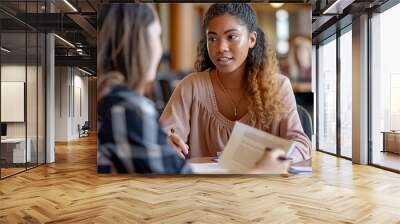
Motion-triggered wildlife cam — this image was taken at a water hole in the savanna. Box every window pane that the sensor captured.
[38,32,46,165]
[318,38,337,154]
[1,30,28,177]
[371,3,400,171]
[340,29,352,158]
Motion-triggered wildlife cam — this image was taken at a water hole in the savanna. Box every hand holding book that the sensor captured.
[249,148,292,175]
[219,122,296,174]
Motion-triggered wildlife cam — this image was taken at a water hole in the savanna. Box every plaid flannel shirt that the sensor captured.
[97,85,192,174]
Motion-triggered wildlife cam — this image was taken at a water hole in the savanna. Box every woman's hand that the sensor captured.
[167,133,189,159]
[249,148,291,175]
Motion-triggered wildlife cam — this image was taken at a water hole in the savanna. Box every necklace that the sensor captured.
[215,69,245,120]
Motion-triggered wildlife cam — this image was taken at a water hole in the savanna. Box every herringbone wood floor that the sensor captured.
[1,135,400,223]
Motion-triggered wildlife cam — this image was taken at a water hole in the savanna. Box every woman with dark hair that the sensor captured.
[161,3,311,163]
[97,4,192,174]
[97,3,291,174]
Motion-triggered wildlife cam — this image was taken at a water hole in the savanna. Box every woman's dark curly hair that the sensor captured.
[195,3,285,131]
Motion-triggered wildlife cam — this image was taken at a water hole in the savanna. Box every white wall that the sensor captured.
[1,65,26,141]
[1,65,37,138]
[55,66,69,141]
[54,67,89,141]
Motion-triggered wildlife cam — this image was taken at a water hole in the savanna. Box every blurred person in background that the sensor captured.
[287,36,312,83]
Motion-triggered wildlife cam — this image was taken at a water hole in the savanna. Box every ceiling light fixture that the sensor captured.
[270,3,284,8]
[322,0,354,15]
[63,0,78,12]
[54,34,75,48]
[1,47,11,53]
[76,48,85,55]
[77,67,93,76]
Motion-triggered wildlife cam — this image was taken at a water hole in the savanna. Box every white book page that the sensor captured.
[219,122,295,173]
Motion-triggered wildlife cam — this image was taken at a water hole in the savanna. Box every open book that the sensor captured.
[218,122,295,173]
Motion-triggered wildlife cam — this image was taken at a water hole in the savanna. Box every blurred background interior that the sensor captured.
[2,0,399,179]
[0,1,312,178]
[151,3,313,119]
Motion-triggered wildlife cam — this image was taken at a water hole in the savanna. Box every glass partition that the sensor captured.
[339,28,352,158]
[317,37,337,155]
[0,1,46,179]
[371,3,400,171]
[27,31,38,169]
[1,30,28,177]
[38,32,45,165]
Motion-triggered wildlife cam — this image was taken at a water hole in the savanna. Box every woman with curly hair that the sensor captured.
[160,3,311,163]
[97,3,291,174]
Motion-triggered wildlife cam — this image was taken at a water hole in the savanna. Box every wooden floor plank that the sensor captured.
[0,135,400,223]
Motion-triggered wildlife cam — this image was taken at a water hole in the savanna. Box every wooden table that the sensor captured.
[381,131,400,154]
[188,157,312,174]
[188,157,311,166]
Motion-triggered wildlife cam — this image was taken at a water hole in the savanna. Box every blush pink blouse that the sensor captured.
[160,69,312,163]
